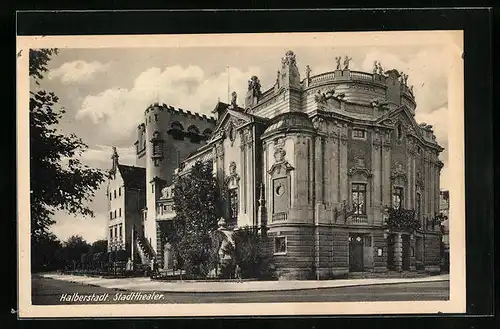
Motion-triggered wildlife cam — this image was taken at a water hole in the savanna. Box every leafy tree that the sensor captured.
[29,49,105,240]
[222,226,274,279]
[31,232,64,272]
[171,161,221,277]
[90,239,108,254]
[61,235,91,269]
[383,207,421,232]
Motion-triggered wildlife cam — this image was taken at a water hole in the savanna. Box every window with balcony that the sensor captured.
[274,236,287,255]
[352,183,367,215]
[393,186,404,209]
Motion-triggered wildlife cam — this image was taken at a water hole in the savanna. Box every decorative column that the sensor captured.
[247,128,255,226]
[257,183,267,236]
[410,233,416,271]
[371,130,382,224]
[382,132,392,206]
[394,233,403,271]
[339,124,349,204]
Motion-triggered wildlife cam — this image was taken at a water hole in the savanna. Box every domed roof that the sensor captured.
[263,111,315,135]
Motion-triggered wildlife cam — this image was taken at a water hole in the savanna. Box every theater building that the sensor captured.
[119,50,444,279]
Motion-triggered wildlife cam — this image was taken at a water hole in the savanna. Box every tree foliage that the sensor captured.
[383,207,421,232]
[29,49,105,239]
[90,239,108,254]
[31,232,64,272]
[171,161,221,277]
[61,235,91,266]
[222,226,274,279]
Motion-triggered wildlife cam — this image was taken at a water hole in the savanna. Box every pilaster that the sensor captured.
[371,130,382,224]
[394,233,403,271]
[339,125,349,204]
[382,133,392,206]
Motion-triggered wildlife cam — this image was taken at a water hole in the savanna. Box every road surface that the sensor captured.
[31,276,449,305]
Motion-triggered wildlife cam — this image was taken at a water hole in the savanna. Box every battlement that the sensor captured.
[144,102,216,123]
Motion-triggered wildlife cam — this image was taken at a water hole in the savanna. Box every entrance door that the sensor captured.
[401,234,410,271]
[387,234,395,271]
[349,235,364,272]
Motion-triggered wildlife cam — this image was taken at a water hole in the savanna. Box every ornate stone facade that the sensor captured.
[133,50,444,278]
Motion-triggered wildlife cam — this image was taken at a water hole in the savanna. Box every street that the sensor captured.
[32,276,449,305]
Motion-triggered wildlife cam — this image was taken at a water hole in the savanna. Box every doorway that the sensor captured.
[401,234,410,271]
[349,234,364,272]
[387,234,396,271]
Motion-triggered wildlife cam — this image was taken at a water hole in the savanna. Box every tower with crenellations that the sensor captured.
[133,103,216,264]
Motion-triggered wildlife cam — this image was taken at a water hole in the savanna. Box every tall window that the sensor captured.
[274,236,287,254]
[229,188,239,222]
[109,192,112,200]
[352,183,367,215]
[114,210,117,218]
[119,208,122,217]
[393,186,404,209]
[119,224,122,238]
[114,226,117,239]
[118,187,121,196]
[109,212,112,220]
[114,190,116,199]
[109,228,113,239]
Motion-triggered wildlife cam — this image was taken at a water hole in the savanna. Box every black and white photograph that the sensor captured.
[17,31,465,317]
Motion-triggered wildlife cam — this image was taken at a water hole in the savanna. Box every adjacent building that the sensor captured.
[109,50,445,279]
[439,190,450,253]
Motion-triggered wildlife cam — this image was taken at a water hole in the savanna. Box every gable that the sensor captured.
[208,108,253,143]
[376,105,422,139]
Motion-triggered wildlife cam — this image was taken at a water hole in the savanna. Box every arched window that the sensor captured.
[203,128,213,138]
[171,121,184,131]
[187,125,200,135]
[396,123,403,140]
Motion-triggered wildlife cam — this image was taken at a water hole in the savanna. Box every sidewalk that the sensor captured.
[39,273,449,293]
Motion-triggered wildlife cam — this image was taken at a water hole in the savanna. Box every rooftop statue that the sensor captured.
[247,75,262,98]
[343,56,352,70]
[281,50,297,67]
[335,56,341,70]
[230,91,237,108]
[373,61,379,74]
[377,62,384,75]
[305,65,312,80]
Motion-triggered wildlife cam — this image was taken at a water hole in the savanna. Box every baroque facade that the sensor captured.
[110,50,444,279]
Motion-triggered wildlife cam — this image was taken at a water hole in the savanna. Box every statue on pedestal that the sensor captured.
[230,91,237,108]
[377,62,384,75]
[335,56,341,70]
[305,65,312,81]
[373,61,379,74]
[343,56,352,70]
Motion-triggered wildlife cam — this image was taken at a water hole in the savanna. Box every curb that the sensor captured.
[39,274,449,293]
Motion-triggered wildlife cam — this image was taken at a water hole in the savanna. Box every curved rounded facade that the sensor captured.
[129,50,444,279]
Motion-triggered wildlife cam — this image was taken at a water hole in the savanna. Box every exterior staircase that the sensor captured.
[134,230,156,266]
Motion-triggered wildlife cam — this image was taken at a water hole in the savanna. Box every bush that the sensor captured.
[383,207,420,232]
[223,226,274,279]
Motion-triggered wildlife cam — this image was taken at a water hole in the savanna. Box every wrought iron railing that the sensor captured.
[272,212,288,222]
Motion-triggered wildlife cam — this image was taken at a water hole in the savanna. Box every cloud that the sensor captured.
[75,65,262,142]
[81,144,137,169]
[51,211,108,244]
[360,47,449,114]
[48,60,112,84]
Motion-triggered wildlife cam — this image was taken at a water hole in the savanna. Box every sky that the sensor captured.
[31,44,451,243]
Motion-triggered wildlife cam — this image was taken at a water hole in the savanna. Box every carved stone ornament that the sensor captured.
[390,161,407,182]
[348,156,372,178]
[268,147,294,176]
[281,50,297,67]
[227,122,236,146]
[225,161,240,186]
[415,170,424,189]
[312,116,325,130]
[248,76,262,98]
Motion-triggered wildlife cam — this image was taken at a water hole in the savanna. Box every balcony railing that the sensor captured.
[272,212,288,222]
[350,216,368,224]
